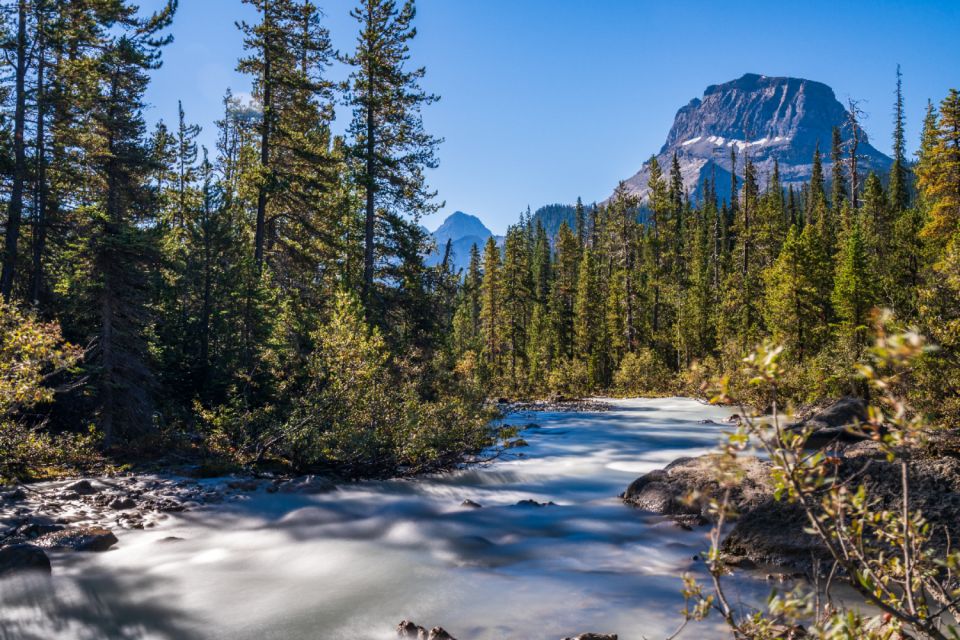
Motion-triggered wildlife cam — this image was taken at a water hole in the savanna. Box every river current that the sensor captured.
[1,397,777,640]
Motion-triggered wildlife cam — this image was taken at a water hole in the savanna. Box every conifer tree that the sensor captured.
[764,225,825,361]
[341,0,440,307]
[832,219,874,351]
[889,65,910,212]
[918,89,960,245]
[549,221,579,361]
[479,236,504,383]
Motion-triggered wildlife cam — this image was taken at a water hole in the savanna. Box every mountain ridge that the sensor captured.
[615,73,893,203]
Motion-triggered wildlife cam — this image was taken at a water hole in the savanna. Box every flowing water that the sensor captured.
[0,397,777,640]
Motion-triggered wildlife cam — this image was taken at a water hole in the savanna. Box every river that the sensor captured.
[1,397,776,640]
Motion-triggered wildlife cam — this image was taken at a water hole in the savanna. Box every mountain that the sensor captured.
[425,211,497,272]
[614,73,893,204]
[432,211,492,247]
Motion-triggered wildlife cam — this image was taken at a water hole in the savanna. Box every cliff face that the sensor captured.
[616,73,892,203]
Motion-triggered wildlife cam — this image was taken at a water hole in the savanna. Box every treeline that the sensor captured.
[0,0,490,479]
[450,76,960,419]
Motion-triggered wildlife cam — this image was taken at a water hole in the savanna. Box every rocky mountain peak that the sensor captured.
[617,74,892,203]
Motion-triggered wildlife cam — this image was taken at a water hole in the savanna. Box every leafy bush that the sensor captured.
[546,358,591,397]
[613,348,672,396]
[0,301,94,482]
[280,291,492,476]
[681,316,960,640]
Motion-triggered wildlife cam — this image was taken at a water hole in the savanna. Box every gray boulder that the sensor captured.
[787,397,870,446]
[623,455,771,524]
[35,527,118,552]
[0,544,51,577]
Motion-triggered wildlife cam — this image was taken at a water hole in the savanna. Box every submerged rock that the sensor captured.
[460,499,482,509]
[65,480,98,496]
[0,544,51,577]
[515,499,556,507]
[109,497,137,510]
[562,634,618,640]
[278,475,336,495]
[35,527,118,552]
[396,621,457,640]
[396,620,424,638]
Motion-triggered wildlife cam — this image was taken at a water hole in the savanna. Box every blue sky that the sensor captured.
[141,0,960,234]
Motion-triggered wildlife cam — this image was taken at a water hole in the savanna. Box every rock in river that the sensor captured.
[35,527,118,552]
[65,479,98,496]
[0,544,51,577]
[278,475,337,495]
[623,455,771,525]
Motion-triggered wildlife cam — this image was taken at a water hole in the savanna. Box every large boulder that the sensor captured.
[35,527,118,552]
[623,455,771,524]
[721,500,824,568]
[0,544,51,577]
[787,397,870,446]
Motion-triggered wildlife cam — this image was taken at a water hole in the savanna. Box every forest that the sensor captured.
[450,80,960,422]
[0,0,958,487]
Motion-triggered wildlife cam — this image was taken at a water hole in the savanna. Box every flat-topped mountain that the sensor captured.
[616,73,893,203]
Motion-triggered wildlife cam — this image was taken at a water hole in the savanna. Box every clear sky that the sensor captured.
[141,0,960,234]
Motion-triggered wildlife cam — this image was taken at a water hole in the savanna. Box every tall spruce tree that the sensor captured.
[340,0,440,308]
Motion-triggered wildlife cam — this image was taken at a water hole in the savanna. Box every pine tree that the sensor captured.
[832,219,874,351]
[549,221,579,361]
[341,0,440,308]
[889,65,910,212]
[574,197,586,247]
[918,89,960,246]
[0,0,30,300]
[479,236,504,383]
[501,224,533,388]
[82,3,176,445]
[573,247,607,385]
[764,225,825,361]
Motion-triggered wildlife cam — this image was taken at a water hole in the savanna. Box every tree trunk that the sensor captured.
[30,11,48,304]
[1,0,29,300]
[362,98,376,302]
[254,2,272,271]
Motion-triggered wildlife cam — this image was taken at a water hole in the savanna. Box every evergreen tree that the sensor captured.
[764,225,826,361]
[479,236,504,384]
[918,89,960,246]
[832,219,874,351]
[340,0,440,307]
[889,65,910,212]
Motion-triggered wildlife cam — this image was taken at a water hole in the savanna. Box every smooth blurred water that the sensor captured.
[0,397,776,640]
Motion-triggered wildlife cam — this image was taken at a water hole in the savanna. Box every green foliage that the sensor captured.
[612,349,672,396]
[688,322,959,640]
[0,301,94,482]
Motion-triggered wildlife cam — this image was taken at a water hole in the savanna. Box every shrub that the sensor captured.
[612,348,672,396]
[0,301,92,482]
